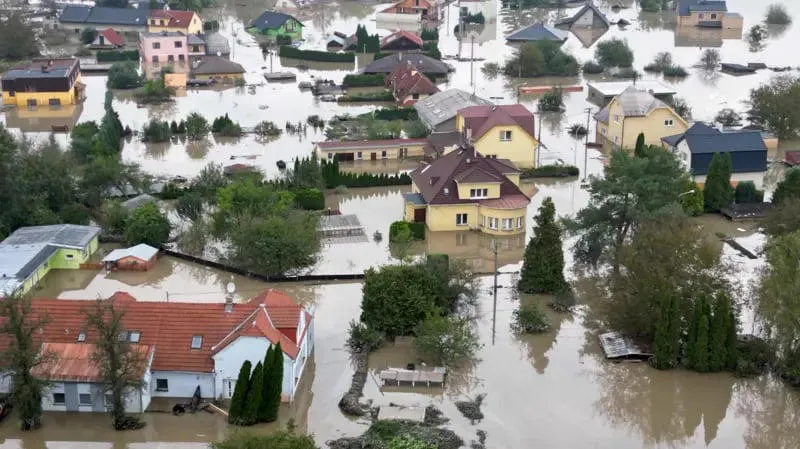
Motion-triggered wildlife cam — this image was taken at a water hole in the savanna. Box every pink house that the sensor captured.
[139,31,189,76]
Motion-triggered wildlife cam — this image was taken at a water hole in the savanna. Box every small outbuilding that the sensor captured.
[505,23,569,43]
[102,244,159,271]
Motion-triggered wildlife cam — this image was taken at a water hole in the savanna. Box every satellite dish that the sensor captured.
[226,281,236,294]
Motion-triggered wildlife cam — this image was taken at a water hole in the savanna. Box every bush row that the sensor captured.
[371,107,418,121]
[279,46,355,62]
[520,165,580,179]
[342,74,385,87]
[321,158,411,188]
[96,50,139,62]
[337,91,395,103]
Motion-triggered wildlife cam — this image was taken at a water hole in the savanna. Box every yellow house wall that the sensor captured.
[2,89,76,107]
[505,173,520,186]
[18,261,53,294]
[478,206,527,236]
[426,204,479,232]
[455,182,501,199]
[473,125,538,168]
[318,142,427,160]
[678,11,738,27]
[148,15,203,34]
[621,109,688,148]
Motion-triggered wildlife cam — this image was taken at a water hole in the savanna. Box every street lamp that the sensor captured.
[677,189,696,198]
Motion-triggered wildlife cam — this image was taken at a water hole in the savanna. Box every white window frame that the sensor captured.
[381,150,387,159]
[502,218,513,230]
[456,213,468,226]
[517,217,524,229]
[480,215,486,227]
[357,151,362,160]
[469,188,489,199]
[500,130,512,141]
[128,331,141,343]
[104,393,114,407]
[191,335,203,349]
[488,217,498,230]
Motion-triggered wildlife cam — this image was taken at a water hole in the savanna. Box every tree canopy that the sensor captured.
[124,202,171,247]
[749,75,800,140]
[518,197,567,294]
[503,41,579,77]
[595,38,634,68]
[771,167,800,207]
[756,230,800,357]
[703,153,734,212]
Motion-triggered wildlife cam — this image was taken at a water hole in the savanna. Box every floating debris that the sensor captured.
[455,393,486,424]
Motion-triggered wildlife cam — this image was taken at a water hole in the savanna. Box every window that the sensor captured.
[381,150,387,159]
[517,217,524,229]
[456,213,468,226]
[152,55,158,63]
[710,13,717,19]
[150,19,156,25]
[600,126,606,135]
[327,152,333,159]
[104,393,113,406]
[159,19,164,26]
[488,217,498,230]
[502,218,513,230]
[27,99,36,108]
[613,136,619,144]
[614,115,620,123]
[8,90,14,97]
[152,42,161,49]
[470,188,488,199]
[664,119,674,127]
[65,254,74,260]
[174,40,183,48]
[698,13,704,19]
[49,98,61,106]
[480,215,486,227]
[178,54,185,62]
[167,55,174,62]
[357,152,363,159]
[53,393,65,405]
[443,187,450,196]
[129,331,141,343]
[156,379,169,391]
[192,45,200,52]
[191,335,203,349]
[412,93,419,100]
[500,130,512,141]
[79,393,92,406]
[77,332,86,342]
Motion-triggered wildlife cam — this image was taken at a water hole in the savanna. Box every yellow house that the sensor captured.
[1,58,85,107]
[315,138,430,161]
[0,224,101,296]
[676,0,742,29]
[190,56,245,83]
[404,147,530,235]
[454,104,539,168]
[594,85,688,149]
[148,9,203,34]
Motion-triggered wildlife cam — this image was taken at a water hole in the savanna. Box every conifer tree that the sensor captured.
[518,197,567,294]
[228,360,251,425]
[708,295,731,372]
[242,362,264,426]
[258,346,274,422]
[264,343,284,422]
[694,314,711,372]
[724,306,738,371]
[634,132,646,158]
[703,153,734,212]
[651,295,679,369]
[685,301,702,369]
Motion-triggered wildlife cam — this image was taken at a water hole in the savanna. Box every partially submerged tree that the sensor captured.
[85,298,146,430]
[413,315,480,367]
[124,202,171,247]
[755,230,800,359]
[518,197,567,294]
[227,360,252,425]
[749,75,800,140]
[185,113,210,141]
[594,38,634,68]
[714,108,742,127]
[771,167,800,207]
[0,294,50,430]
[700,49,720,71]
[703,153,734,212]
[763,198,800,236]
[765,3,792,25]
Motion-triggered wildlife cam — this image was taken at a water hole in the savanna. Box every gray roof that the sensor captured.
[678,0,727,15]
[594,106,609,123]
[3,60,77,80]
[121,193,156,210]
[3,224,101,249]
[187,34,205,45]
[506,23,569,42]
[588,80,675,97]
[362,53,451,75]
[555,2,610,28]
[662,122,767,154]
[403,192,426,205]
[203,32,231,56]
[614,85,670,117]
[0,243,58,285]
[60,5,148,26]
[142,31,186,37]
[599,332,651,359]
[414,89,492,128]
[192,56,245,75]
[250,11,300,30]
[103,243,159,262]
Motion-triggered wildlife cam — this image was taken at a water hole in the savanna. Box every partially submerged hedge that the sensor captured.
[520,165,579,179]
[279,46,355,62]
[389,221,426,241]
[97,50,139,62]
[342,73,385,87]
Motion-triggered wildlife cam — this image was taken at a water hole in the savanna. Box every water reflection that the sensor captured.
[2,104,84,133]
[736,376,800,449]
[515,295,570,375]
[674,26,743,48]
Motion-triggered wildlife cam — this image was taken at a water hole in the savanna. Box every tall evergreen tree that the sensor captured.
[634,132,646,158]
[257,346,274,422]
[264,343,284,422]
[703,153,734,212]
[685,301,703,369]
[651,295,679,369]
[724,306,738,371]
[242,362,264,426]
[694,313,711,372]
[518,197,567,294]
[227,360,251,425]
[708,296,730,372]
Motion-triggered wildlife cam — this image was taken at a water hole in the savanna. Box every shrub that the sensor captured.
[211,114,242,137]
[643,51,673,72]
[346,320,385,353]
[107,61,141,89]
[371,107,418,121]
[511,302,550,333]
[321,158,411,188]
[413,315,481,366]
[134,76,175,104]
[765,3,792,25]
[342,74,385,87]
[422,41,441,60]
[520,165,579,178]
[337,91,395,103]
[420,28,439,42]
[550,288,576,312]
[159,182,183,200]
[481,62,501,79]
[253,120,282,137]
[595,38,634,68]
[404,119,430,138]
[581,61,604,74]
[734,336,776,378]
[408,222,425,240]
[662,66,688,77]
[640,0,667,12]
[735,181,764,204]
[389,221,412,242]
[294,188,325,210]
[780,347,800,387]
[700,49,720,70]
[96,50,139,62]
[279,45,355,62]
[463,11,485,24]
[538,88,563,112]
[141,119,172,142]
[80,27,97,45]
[275,34,292,45]
[185,112,209,140]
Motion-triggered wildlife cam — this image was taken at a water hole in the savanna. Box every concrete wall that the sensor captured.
[150,371,216,399]
[473,124,538,168]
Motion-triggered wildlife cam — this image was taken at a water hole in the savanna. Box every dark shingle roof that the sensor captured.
[677,0,727,16]
[191,56,245,75]
[59,5,91,23]
[554,2,609,28]
[250,11,300,30]
[363,53,450,75]
[662,122,767,154]
[505,23,569,42]
[59,5,148,26]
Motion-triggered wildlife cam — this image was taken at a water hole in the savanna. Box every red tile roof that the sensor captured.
[381,0,433,13]
[380,30,423,49]
[150,9,197,28]
[386,64,439,105]
[31,342,152,382]
[0,289,309,373]
[458,105,536,141]
[100,28,125,46]
[481,194,530,210]
[316,138,429,150]
[409,147,528,206]
[785,151,800,166]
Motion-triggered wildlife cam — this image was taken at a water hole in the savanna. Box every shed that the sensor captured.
[102,244,159,271]
[598,332,652,361]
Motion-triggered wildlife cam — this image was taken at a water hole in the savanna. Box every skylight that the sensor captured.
[191,335,203,349]
[77,332,86,342]
[129,331,141,343]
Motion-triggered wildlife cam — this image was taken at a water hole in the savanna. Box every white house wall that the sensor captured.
[150,371,216,399]
[41,382,142,413]
[213,336,298,401]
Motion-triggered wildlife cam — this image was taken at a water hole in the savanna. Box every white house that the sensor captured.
[0,289,314,412]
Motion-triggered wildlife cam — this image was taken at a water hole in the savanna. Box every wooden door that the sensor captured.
[370,152,377,160]
[414,208,426,223]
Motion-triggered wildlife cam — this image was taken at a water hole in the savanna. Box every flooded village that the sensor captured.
[2,0,800,448]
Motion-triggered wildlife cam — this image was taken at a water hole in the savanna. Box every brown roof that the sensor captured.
[410,147,526,206]
[31,342,152,382]
[150,9,197,28]
[458,105,536,141]
[785,151,800,166]
[380,30,423,48]
[385,64,439,105]
[100,28,125,46]
[0,289,310,373]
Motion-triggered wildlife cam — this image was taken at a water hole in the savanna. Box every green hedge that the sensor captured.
[408,222,425,240]
[279,46,355,62]
[337,91,395,103]
[372,107,418,121]
[321,159,411,188]
[520,165,579,179]
[389,221,425,242]
[294,188,325,210]
[342,74,385,87]
[96,50,140,62]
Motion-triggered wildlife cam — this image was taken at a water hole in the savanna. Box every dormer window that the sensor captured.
[191,335,203,349]
[470,188,488,199]
[77,332,86,342]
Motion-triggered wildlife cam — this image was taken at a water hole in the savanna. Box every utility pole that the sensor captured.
[491,239,498,345]
[583,107,592,182]
[469,34,475,93]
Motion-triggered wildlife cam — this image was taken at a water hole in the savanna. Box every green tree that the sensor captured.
[734,181,763,204]
[240,362,264,426]
[503,41,579,77]
[176,192,203,221]
[211,432,318,449]
[594,38,634,68]
[633,133,645,157]
[709,295,734,372]
[693,313,711,373]
[185,112,210,140]
[518,197,567,294]
[263,343,284,422]
[103,201,129,235]
[756,230,800,357]
[679,180,703,216]
[749,75,800,139]
[537,88,563,112]
[0,14,39,59]
[650,295,680,370]
[228,360,252,424]
[763,198,800,236]
[0,294,50,431]
[771,167,800,206]
[511,301,550,333]
[81,27,97,44]
[191,163,228,202]
[565,147,691,270]
[669,97,692,121]
[765,3,792,25]
[703,153,734,212]
[413,315,481,367]
[124,202,171,247]
[258,346,274,422]
[85,298,146,430]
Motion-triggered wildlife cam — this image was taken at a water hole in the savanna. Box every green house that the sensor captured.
[248,11,303,41]
[0,224,101,295]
